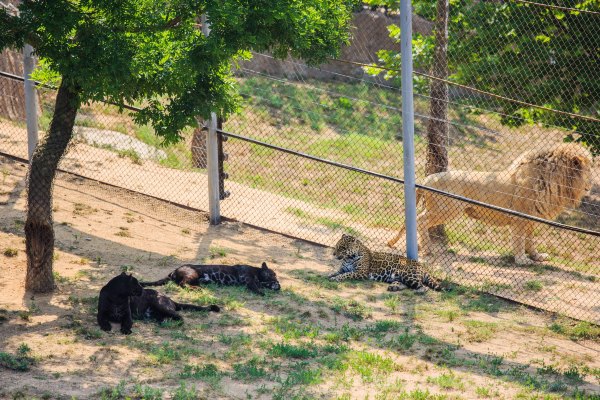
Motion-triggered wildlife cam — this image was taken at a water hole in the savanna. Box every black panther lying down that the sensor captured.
[141,262,281,296]
[97,272,220,334]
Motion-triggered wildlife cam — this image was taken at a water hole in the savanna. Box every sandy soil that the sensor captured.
[1,120,598,323]
[0,155,599,399]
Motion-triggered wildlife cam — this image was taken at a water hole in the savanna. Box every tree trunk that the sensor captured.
[191,125,208,168]
[426,0,450,242]
[25,80,79,293]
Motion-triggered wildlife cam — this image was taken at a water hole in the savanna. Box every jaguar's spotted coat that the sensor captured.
[329,234,442,292]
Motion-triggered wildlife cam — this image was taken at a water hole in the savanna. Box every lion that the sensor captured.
[387,143,593,265]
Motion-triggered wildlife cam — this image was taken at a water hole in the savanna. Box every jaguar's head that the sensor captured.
[108,272,144,297]
[258,262,281,291]
[333,233,359,260]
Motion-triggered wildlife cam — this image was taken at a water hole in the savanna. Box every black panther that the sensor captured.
[97,272,219,334]
[141,262,281,296]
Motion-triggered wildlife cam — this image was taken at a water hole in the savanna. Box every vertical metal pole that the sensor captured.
[207,112,221,224]
[202,14,221,225]
[400,0,419,261]
[23,44,38,161]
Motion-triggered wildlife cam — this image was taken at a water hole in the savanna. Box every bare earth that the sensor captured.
[1,156,599,399]
[2,120,598,323]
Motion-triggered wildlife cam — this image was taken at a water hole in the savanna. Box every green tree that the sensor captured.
[0,0,356,292]
[371,0,600,154]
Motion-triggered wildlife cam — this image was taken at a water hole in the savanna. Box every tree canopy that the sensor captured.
[1,0,357,142]
[369,0,600,153]
[0,0,357,293]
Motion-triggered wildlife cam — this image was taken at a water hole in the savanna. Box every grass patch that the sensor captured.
[115,227,132,238]
[549,319,600,340]
[131,384,164,400]
[116,149,142,165]
[232,357,269,381]
[53,271,70,284]
[383,294,402,314]
[388,328,419,352]
[180,363,222,386]
[63,317,103,340]
[134,124,193,170]
[0,344,35,371]
[269,342,319,359]
[289,269,339,290]
[73,202,98,216]
[331,297,372,321]
[435,308,463,322]
[3,247,18,257]
[367,320,404,334]
[171,382,199,400]
[463,320,499,342]
[442,288,510,314]
[524,280,543,291]
[209,246,229,258]
[346,350,397,383]
[427,372,465,390]
[270,316,320,339]
[285,207,360,235]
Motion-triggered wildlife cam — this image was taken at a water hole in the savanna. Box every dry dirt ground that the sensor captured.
[1,157,600,399]
[2,120,599,323]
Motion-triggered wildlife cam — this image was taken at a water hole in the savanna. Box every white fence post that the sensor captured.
[207,112,221,224]
[23,43,38,161]
[201,14,221,225]
[400,0,419,260]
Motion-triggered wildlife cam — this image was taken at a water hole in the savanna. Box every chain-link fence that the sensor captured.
[221,2,600,323]
[0,3,598,321]
[0,69,213,211]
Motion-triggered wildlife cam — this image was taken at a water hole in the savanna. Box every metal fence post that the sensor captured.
[207,112,221,224]
[201,14,221,225]
[400,0,418,261]
[23,43,38,161]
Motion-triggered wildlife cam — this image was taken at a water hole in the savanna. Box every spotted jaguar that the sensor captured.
[329,234,443,292]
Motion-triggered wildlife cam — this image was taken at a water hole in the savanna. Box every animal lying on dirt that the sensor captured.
[97,272,220,334]
[330,234,443,292]
[387,143,593,265]
[141,262,281,296]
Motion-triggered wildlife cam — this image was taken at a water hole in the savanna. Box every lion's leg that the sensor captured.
[387,210,429,249]
[419,209,451,255]
[387,225,406,248]
[524,221,549,262]
[512,222,530,265]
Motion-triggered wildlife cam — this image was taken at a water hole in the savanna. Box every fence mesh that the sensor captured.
[0,3,598,322]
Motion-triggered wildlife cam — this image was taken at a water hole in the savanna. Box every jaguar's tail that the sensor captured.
[423,273,443,291]
[140,270,179,287]
[139,277,171,287]
[175,303,220,313]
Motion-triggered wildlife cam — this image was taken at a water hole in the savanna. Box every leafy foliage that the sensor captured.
[0,0,357,142]
[369,0,600,153]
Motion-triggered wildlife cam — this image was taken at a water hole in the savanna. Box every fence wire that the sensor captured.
[222,3,600,323]
[0,4,598,322]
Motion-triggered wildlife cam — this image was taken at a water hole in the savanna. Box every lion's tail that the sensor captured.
[175,303,220,313]
[415,189,425,207]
